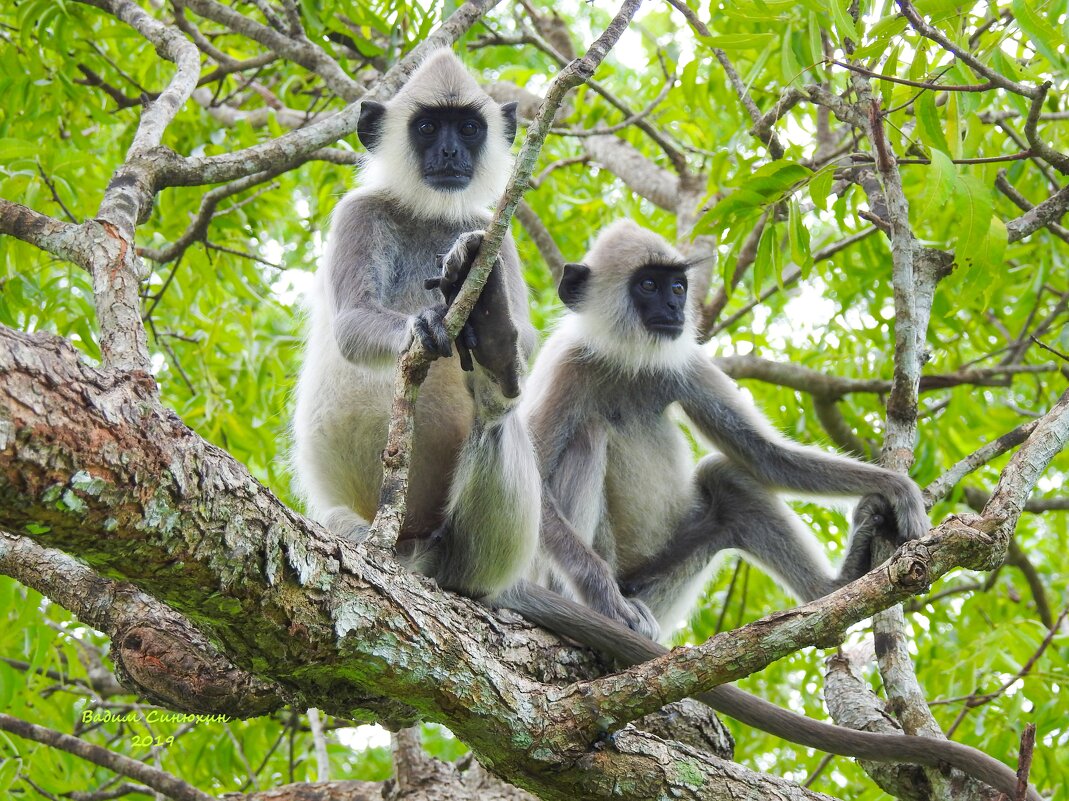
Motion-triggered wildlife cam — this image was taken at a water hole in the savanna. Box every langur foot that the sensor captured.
[322,506,371,544]
[836,494,903,586]
[428,231,523,398]
[587,588,661,641]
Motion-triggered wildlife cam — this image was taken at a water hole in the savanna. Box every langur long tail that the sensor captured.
[500,581,1041,801]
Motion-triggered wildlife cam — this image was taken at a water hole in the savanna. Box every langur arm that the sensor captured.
[679,359,929,542]
[532,414,660,639]
[540,491,660,640]
[325,196,452,365]
[433,231,525,398]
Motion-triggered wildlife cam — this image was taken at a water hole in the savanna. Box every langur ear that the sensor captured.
[357,101,387,152]
[559,263,591,310]
[499,101,518,145]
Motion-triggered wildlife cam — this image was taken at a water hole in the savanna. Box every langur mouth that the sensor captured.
[424,171,473,190]
[646,321,685,338]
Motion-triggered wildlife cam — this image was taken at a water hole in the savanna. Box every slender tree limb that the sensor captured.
[550,70,675,137]
[1005,539,1057,629]
[982,389,1069,542]
[895,1,1040,100]
[1002,179,1069,244]
[176,0,363,101]
[925,421,1041,506]
[496,25,687,171]
[813,397,872,459]
[704,228,878,338]
[829,59,993,92]
[514,201,565,280]
[0,714,213,801]
[664,0,786,158]
[77,0,201,160]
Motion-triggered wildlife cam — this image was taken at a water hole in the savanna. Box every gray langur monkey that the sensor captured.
[522,219,930,636]
[292,49,539,599]
[495,220,1038,800]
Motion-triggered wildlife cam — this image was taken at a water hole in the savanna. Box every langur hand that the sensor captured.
[410,304,453,360]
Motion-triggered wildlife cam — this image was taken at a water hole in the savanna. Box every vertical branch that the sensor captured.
[369,0,645,547]
[77,0,202,373]
[845,64,968,795]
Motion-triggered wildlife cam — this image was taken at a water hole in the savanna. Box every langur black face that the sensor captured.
[629,264,688,338]
[409,105,488,191]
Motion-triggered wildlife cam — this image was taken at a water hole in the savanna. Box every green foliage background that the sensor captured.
[0,0,1066,797]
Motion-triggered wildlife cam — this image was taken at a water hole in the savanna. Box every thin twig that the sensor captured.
[0,714,212,801]
[36,164,78,223]
[829,59,994,92]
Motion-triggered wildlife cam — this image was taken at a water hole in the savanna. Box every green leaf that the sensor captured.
[949,176,997,302]
[914,91,950,155]
[827,0,860,44]
[915,148,958,227]
[698,33,776,51]
[788,199,812,275]
[808,166,835,211]
[1012,0,1066,67]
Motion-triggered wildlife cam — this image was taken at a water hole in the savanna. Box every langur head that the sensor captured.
[557,220,700,371]
[357,49,518,223]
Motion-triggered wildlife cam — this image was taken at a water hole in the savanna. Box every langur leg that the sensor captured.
[419,232,538,596]
[620,456,843,624]
[320,506,371,543]
[294,445,371,543]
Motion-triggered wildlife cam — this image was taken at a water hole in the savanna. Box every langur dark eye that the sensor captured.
[459,119,481,138]
[640,278,657,293]
[672,281,686,295]
[417,120,437,136]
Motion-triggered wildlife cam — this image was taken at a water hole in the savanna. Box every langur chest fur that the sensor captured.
[600,393,693,572]
[377,208,489,310]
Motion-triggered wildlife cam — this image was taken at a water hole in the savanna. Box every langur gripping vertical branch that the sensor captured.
[369,0,645,548]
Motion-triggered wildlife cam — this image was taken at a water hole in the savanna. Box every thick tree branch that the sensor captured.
[0,532,282,717]
[824,653,935,801]
[0,325,813,801]
[0,200,92,268]
[714,356,1056,398]
[581,134,681,210]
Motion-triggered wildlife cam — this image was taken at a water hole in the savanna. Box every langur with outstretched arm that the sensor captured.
[501,219,1040,801]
